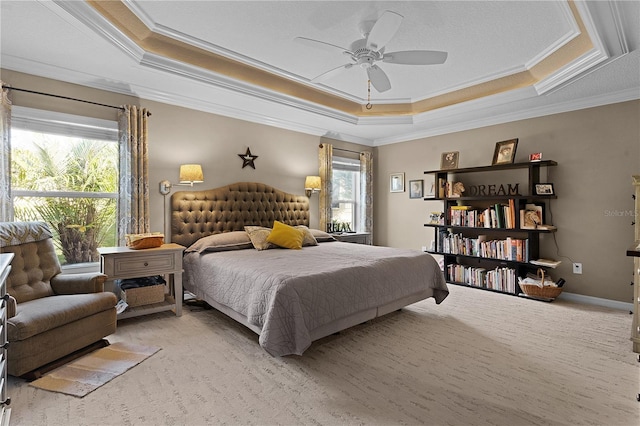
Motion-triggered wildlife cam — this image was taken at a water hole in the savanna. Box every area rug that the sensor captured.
[29,342,161,397]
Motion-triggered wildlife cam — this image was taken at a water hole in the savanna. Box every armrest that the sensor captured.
[5,295,16,319]
[51,273,108,294]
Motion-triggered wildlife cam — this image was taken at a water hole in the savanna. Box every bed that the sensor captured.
[171,182,448,356]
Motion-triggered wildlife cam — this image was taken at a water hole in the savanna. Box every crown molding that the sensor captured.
[53,0,144,62]
[373,86,639,146]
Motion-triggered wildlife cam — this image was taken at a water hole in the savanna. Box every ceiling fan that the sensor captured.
[295,10,448,93]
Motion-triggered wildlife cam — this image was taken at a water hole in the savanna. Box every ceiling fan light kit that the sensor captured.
[296,10,448,96]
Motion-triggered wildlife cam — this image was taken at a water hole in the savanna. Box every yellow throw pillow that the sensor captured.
[267,221,304,250]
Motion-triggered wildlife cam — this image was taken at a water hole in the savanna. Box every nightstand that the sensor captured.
[98,243,185,320]
[332,232,371,245]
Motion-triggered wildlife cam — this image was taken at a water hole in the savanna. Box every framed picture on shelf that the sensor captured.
[423,174,436,199]
[529,152,542,162]
[534,183,555,196]
[390,173,405,193]
[491,138,518,165]
[440,151,459,170]
[409,180,424,199]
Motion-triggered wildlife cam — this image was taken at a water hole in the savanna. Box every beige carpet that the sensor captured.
[29,342,160,398]
[7,285,640,425]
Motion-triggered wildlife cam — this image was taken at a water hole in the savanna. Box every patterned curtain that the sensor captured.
[0,83,12,222]
[117,105,150,245]
[318,143,333,233]
[359,151,373,240]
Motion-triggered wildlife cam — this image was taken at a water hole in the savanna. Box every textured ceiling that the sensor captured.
[1,1,638,145]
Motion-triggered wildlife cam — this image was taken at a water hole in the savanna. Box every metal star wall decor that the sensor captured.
[238,147,258,169]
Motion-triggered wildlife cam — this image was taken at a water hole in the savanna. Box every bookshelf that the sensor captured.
[424,160,558,296]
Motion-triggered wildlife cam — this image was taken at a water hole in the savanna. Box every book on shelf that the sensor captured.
[530,258,561,268]
[535,224,556,230]
[439,231,529,261]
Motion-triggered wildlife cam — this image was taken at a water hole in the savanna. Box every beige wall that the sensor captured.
[375,100,640,302]
[0,69,367,233]
[3,69,639,302]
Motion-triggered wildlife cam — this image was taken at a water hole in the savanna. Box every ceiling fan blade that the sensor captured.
[383,50,448,65]
[294,37,353,56]
[367,65,391,93]
[312,63,354,83]
[366,10,403,51]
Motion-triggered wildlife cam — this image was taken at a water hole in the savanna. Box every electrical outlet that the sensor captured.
[573,263,583,274]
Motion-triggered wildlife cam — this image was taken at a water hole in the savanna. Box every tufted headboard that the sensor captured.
[170,182,310,248]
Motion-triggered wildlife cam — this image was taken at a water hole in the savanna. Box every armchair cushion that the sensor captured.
[51,273,107,295]
[3,238,60,303]
[7,292,117,342]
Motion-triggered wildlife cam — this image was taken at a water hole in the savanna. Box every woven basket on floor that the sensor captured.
[519,269,563,299]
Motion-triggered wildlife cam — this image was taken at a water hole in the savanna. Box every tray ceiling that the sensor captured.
[1,1,638,145]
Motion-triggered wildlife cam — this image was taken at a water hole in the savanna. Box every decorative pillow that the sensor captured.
[244,226,276,251]
[185,231,253,253]
[295,225,318,247]
[309,228,337,242]
[266,221,304,250]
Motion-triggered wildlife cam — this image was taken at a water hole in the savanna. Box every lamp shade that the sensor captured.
[179,164,204,184]
[305,176,321,190]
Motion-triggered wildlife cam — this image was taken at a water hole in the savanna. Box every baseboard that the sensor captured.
[557,291,633,312]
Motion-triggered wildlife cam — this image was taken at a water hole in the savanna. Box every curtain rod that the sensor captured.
[1,85,151,116]
[319,144,362,155]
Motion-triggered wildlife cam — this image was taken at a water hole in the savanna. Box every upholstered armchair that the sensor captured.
[0,221,117,377]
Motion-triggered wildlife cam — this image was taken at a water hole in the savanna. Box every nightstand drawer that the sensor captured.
[109,253,176,277]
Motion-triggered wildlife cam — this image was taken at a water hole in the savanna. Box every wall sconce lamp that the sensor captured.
[305,176,321,197]
[159,164,204,195]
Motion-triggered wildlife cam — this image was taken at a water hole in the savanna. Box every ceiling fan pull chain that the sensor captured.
[366,79,373,110]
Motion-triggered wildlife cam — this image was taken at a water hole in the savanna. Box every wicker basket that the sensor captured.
[125,233,164,249]
[519,269,563,299]
[121,284,165,307]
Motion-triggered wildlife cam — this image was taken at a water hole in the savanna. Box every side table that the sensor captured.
[98,243,185,320]
[331,232,371,245]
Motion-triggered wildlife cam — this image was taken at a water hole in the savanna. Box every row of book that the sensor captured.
[449,200,517,228]
[437,231,530,262]
[446,263,518,293]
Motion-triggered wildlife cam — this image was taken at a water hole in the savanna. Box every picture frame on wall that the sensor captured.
[440,151,459,170]
[534,183,555,196]
[390,173,405,193]
[409,180,424,199]
[491,138,518,165]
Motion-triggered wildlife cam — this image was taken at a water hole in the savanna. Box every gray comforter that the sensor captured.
[183,242,448,356]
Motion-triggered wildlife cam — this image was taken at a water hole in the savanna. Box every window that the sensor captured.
[331,156,360,231]
[10,107,119,266]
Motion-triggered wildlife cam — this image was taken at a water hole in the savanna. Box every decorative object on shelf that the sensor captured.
[424,174,436,198]
[521,209,542,229]
[159,163,204,195]
[428,212,444,225]
[238,147,258,169]
[529,152,542,162]
[304,176,321,197]
[534,183,555,196]
[491,138,518,165]
[409,179,423,199]
[441,151,459,170]
[390,172,405,192]
[451,181,465,197]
